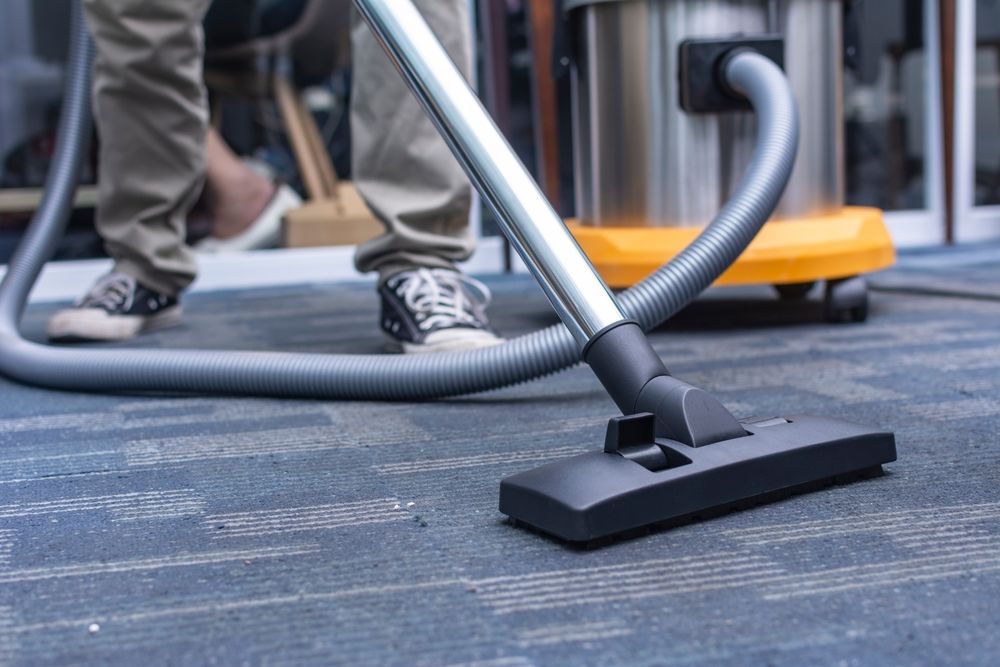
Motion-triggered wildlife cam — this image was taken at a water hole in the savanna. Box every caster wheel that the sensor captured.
[824,276,868,323]
[773,281,816,301]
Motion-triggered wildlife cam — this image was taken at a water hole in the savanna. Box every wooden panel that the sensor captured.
[0,186,99,214]
[526,0,561,207]
[273,73,328,201]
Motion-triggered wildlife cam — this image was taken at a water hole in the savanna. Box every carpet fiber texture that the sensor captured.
[2,251,999,665]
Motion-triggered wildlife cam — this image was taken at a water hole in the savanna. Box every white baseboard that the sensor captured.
[0,236,509,304]
[955,206,1000,244]
[883,210,946,248]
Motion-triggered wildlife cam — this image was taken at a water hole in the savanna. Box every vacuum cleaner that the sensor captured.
[0,0,895,542]
[565,0,896,324]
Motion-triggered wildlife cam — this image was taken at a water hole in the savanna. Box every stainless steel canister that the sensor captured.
[569,0,843,227]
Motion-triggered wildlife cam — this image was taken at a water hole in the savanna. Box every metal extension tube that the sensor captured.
[0,0,798,401]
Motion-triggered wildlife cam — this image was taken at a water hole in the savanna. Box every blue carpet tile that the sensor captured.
[1,257,998,666]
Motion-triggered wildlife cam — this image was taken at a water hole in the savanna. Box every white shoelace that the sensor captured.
[387,268,492,332]
[78,272,136,311]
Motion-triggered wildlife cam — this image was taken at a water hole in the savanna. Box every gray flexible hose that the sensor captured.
[0,7,797,400]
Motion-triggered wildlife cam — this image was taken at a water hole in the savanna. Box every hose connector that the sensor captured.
[679,35,785,114]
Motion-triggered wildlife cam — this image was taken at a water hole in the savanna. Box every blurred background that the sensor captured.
[0,0,996,266]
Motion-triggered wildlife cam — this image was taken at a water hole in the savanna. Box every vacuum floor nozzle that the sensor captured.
[499,413,896,543]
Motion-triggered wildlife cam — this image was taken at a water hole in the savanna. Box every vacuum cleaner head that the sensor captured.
[500,412,896,543]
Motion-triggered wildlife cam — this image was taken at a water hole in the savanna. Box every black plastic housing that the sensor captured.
[499,414,897,543]
[582,321,667,415]
[679,36,785,113]
[583,322,746,447]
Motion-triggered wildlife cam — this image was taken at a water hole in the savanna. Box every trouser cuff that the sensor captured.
[112,258,194,298]
[374,257,460,286]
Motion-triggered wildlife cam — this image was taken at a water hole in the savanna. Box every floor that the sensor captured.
[1,248,999,666]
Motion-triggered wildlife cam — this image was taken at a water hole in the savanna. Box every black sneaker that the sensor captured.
[379,268,503,353]
[46,271,182,342]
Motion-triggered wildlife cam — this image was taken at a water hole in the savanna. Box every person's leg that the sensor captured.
[350,0,476,282]
[350,1,500,353]
[192,127,302,253]
[48,0,211,341]
[85,0,211,295]
[201,128,275,240]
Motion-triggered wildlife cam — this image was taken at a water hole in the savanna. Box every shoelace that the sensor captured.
[78,272,136,311]
[387,268,492,332]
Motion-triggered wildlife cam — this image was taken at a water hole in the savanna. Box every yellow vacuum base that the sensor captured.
[569,206,895,290]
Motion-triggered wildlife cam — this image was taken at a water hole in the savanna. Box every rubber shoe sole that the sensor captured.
[385,327,504,354]
[46,305,183,342]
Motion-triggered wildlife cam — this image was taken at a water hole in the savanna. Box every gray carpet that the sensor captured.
[2,250,999,666]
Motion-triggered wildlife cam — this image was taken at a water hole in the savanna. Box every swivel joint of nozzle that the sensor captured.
[582,321,745,448]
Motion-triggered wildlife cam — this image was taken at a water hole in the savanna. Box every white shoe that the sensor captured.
[194,183,301,254]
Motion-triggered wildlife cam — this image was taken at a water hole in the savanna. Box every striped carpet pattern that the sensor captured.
[2,252,999,665]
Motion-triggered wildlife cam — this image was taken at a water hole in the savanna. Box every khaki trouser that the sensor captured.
[83,0,475,296]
